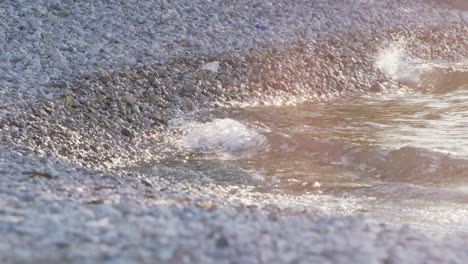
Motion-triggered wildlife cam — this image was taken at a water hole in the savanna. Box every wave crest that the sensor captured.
[176,118,267,156]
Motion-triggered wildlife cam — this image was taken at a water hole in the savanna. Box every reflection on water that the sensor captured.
[142,66,468,234]
[237,88,468,158]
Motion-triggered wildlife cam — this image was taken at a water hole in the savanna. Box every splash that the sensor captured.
[375,40,407,79]
[375,40,430,84]
[176,118,266,156]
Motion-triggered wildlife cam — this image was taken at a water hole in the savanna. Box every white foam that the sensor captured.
[177,118,266,156]
[375,40,406,79]
[375,40,431,84]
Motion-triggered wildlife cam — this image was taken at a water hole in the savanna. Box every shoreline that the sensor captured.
[1,0,468,263]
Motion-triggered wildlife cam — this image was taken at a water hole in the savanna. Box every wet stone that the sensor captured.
[216,236,229,248]
[121,127,134,138]
[370,82,387,92]
[141,179,153,187]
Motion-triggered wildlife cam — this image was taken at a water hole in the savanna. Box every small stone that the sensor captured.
[54,81,69,89]
[370,82,386,92]
[141,179,153,187]
[79,97,88,104]
[55,10,71,17]
[326,54,335,61]
[102,143,112,150]
[201,61,220,73]
[181,84,197,96]
[216,236,229,248]
[22,171,56,180]
[150,96,166,106]
[65,118,75,124]
[122,95,137,104]
[121,127,134,137]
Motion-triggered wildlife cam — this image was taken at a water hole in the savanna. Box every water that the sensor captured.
[141,48,468,235]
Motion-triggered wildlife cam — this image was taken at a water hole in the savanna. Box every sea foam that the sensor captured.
[177,118,266,156]
[375,40,431,84]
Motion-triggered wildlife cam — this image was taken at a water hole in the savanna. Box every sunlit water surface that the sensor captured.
[141,59,468,235]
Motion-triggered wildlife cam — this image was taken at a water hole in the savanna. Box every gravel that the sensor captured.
[1,0,467,263]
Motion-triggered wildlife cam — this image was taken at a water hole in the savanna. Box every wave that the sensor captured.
[175,118,267,157]
[155,117,468,205]
[420,65,468,94]
[375,40,468,92]
[167,105,468,186]
[374,39,445,84]
[264,132,468,184]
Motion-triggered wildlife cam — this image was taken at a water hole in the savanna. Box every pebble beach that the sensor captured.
[1,0,468,263]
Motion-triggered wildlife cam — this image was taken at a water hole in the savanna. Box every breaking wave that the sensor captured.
[175,118,267,156]
[375,40,468,89]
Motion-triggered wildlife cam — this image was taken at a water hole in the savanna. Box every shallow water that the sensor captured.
[143,58,468,235]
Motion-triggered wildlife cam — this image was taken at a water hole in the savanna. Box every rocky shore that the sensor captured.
[1,0,467,263]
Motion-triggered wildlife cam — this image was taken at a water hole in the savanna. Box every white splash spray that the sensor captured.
[375,40,431,84]
[177,118,266,155]
[375,40,406,79]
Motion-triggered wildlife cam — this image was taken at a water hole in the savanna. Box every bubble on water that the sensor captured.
[177,118,266,156]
